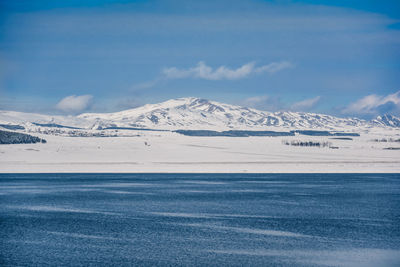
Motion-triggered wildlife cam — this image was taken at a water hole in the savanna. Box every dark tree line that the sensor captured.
[372,138,400,143]
[0,130,46,144]
[282,140,331,148]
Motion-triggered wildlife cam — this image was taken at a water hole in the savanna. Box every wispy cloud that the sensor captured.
[254,62,294,74]
[162,61,293,81]
[56,95,93,114]
[242,95,321,112]
[291,96,321,111]
[343,91,400,116]
[131,78,163,90]
[241,95,285,111]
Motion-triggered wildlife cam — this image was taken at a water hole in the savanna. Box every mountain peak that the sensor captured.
[175,96,207,103]
[372,114,400,127]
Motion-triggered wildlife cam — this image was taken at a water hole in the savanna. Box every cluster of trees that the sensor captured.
[0,130,46,144]
[282,140,332,148]
[372,138,400,143]
[35,128,119,137]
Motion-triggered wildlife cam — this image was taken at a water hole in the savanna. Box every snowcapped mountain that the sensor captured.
[0,97,399,133]
[371,114,400,128]
[76,97,374,130]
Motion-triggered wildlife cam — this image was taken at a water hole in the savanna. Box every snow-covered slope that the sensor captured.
[0,97,399,132]
[0,110,90,128]
[77,97,387,130]
[371,114,400,128]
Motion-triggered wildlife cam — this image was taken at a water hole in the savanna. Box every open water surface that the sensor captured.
[0,173,399,266]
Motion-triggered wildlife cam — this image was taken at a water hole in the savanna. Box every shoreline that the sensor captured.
[1,162,399,173]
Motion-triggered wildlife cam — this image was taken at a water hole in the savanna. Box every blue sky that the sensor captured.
[0,0,399,118]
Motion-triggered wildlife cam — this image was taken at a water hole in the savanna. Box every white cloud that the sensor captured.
[255,61,294,74]
[242,95,321,112]
[343,91,400,116]
[162,61,292,81]
[131,78,162,90]
[56,95,93,113]
[242,95,285,111]
[291,96,321,111]
[242,95,270,107]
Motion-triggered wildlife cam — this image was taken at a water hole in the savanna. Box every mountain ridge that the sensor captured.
[0,97,399,132]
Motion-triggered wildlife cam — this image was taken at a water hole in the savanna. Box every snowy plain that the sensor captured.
[1,129,399,173]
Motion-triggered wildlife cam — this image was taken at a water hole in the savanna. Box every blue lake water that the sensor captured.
[0,173,399,266]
